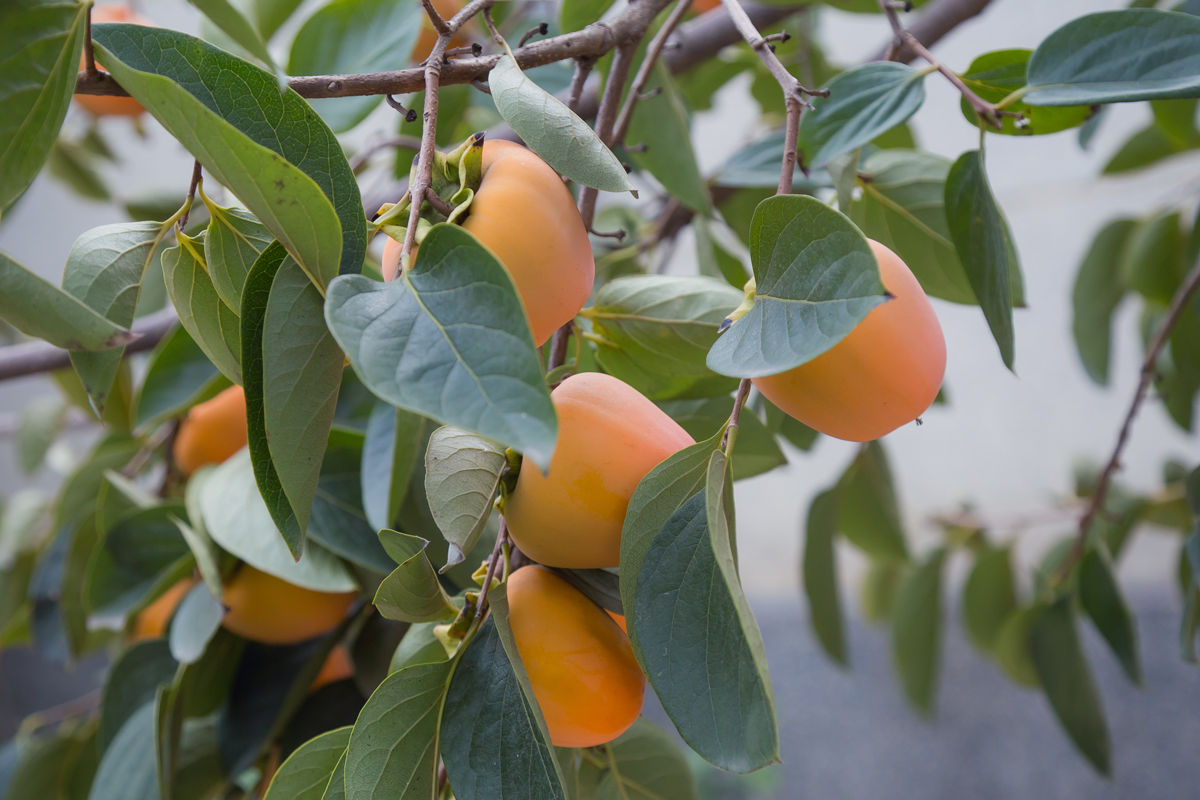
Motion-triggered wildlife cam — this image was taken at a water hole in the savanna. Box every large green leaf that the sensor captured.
[1030,596,1111,775]
[560,0,617,33]
[1072,219,1136,385]
[626,62,710,214]
[0,0,87,210]
[961,545,1016,654]
[188,0,285,88]
[442,588,567,800]
[1079,548,1142,685]
[373,531,459,623]
[323,753,348,800]
[99,640,179,756]
[265,726,352,800]
[134,324,229,430]
[86,504,193,619]
[849,150,976,304]
[1024,9,1200,106]
[92,23,365,288]
[423,426,506,570]
[584,717,698,800]
[714,130,828,190]
[945,150,1015,371]
[89,702,159,800]
[797,63,928,170]
[200,449,357,592]
[658,397,785,480]
[162,230,243,385]
[203,197,273,313]
[311,428,397,574]
[489,54,633,194]
[957,49,1089,135]
[892,548,945,715]
[706,194,887,378]
[288,0,423,133]
[802,489,847,666]
[836,442,908,561]
[633,481,779,773]
[326,224,558,470]
[247,0,307,39]
[0,249,134,351]
[344,661,452,800]
[361,403,426,534]
[619,428,725,660]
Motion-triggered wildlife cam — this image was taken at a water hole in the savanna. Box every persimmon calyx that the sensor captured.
[719,276,757,334]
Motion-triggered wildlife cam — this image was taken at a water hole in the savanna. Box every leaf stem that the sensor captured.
[474,516,510,622]
[612,0,694,148]
[1055,254,1200,585]
[83,1,97,78]
[177,159,203,231]
[722,378,752,454]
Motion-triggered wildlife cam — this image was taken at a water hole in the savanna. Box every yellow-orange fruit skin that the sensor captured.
[752,240,946,443]
[691,0,721,11]
[172,385,248,477]
[221,566,356,645]
[310,644,355,692]
[382,140,594,346]
[75,5,150,117]
[508,567,645,748]
[132,579,194,640]
[504,373,695,569]
[606,611,627,634]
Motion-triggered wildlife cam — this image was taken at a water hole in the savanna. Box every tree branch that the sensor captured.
[577,41,638,232]
[0,307,178,381]
[612,0,693,148]
[1058,256,1200,584]
[869,0,998,64]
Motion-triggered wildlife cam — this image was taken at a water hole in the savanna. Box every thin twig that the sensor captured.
[720,0,827,105]
[722,377,753,450]
[567,56,597,114]
[577,42,638,230]
[474,517,510,621]
[420,0,451,35]
[177,160,203,231]
[519,22,549,48]
[612,0,693,147]
[876,0,1000,127]
[470,77,492,95]
[1057,256,1200,585]
[384,94,420,121]
[84,3,97,78]
[779,99,801,192]
[425,187,455,217]
[547,322,574,374]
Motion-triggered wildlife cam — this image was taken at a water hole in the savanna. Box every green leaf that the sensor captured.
[325,224,558,471]
[423,426,506,570]
[658,397,785,480]
[849,149,976,304]
[18,395,67,475]
[592,717,698,800]
[1025,9,1200,106]
[200,449,357,592]
[962,545,1016,653]
[311,428,397,574]
[47,138,111,200]
[797,62,928,170]
[442,587,567,800]
[92,23,364,289]
[836,442,908,561]
[344,661,452,800]
[249,0,307,39]
[287,0,424,133]
[945,149,1015,370]
[957,49,1089,135]
[323,752,348,800]
[187,0,286,90]
[259,248,345,554]
[1072,219,1136,384]
[619,428,725,659]
[99,640,179,756]
[802,489,847,666]
[1030,596,1111,775]
[0,0,87,210]
[561,0,617,32]
[587,275,742,383]
[1079,547,1142,685]
[373,531,459,623]
[892,548,945,715]
[4,729,87,800]
[168,581,224,665]
[390,621,449,673]
[265,726,352,800]
[362,403,424,534]
[706,194,888,378]
[762,397,819,451]
[633,479,779,773]
[1122,211,1184,304]
[134,324,229,430]
[626,62,710,214]
[0,248,135,351]
[203,198,273,313]
[489,53,634,194]
[714,130,828,190]
[89,702,159,800]
[162,230,243,385]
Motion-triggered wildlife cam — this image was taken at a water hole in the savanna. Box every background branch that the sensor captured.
[0,308,178,382]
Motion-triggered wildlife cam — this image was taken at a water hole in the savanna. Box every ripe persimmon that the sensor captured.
[172,385,248,477]
[131,578,194,640]
[504,373,695,568]
[382,140,594,346]
[606,610,627,633]
[221,565,356,645]
[507,566,644,748]
[75,5,151,117]
[310,644,355,691]
[752,240,946,442]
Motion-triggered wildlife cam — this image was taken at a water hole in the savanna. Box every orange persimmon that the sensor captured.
[310,644,356,691]
[507,566,644,748]
[221,565,356,645]
[504,373,695,568]
[172,385,248,477]
[752,240,946,442]
[75,5,150,117]
[131,578,194,640]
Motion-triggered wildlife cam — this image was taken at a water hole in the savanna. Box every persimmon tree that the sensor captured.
[0,0,1198,797]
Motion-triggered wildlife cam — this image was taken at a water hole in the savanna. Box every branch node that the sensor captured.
[589,227,627,241]
[471,78,492,95]
[420,0,451,35]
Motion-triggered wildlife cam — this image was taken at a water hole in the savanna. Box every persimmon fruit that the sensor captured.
[75,5,151,117]
[311,644,355,691]
[221,565,356,645]
[382,140,594,346]
[752,239,946,442]
[507,566,644,748]
[504,372,695,568]
[131,578,194,640]
[172,385,248,477]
